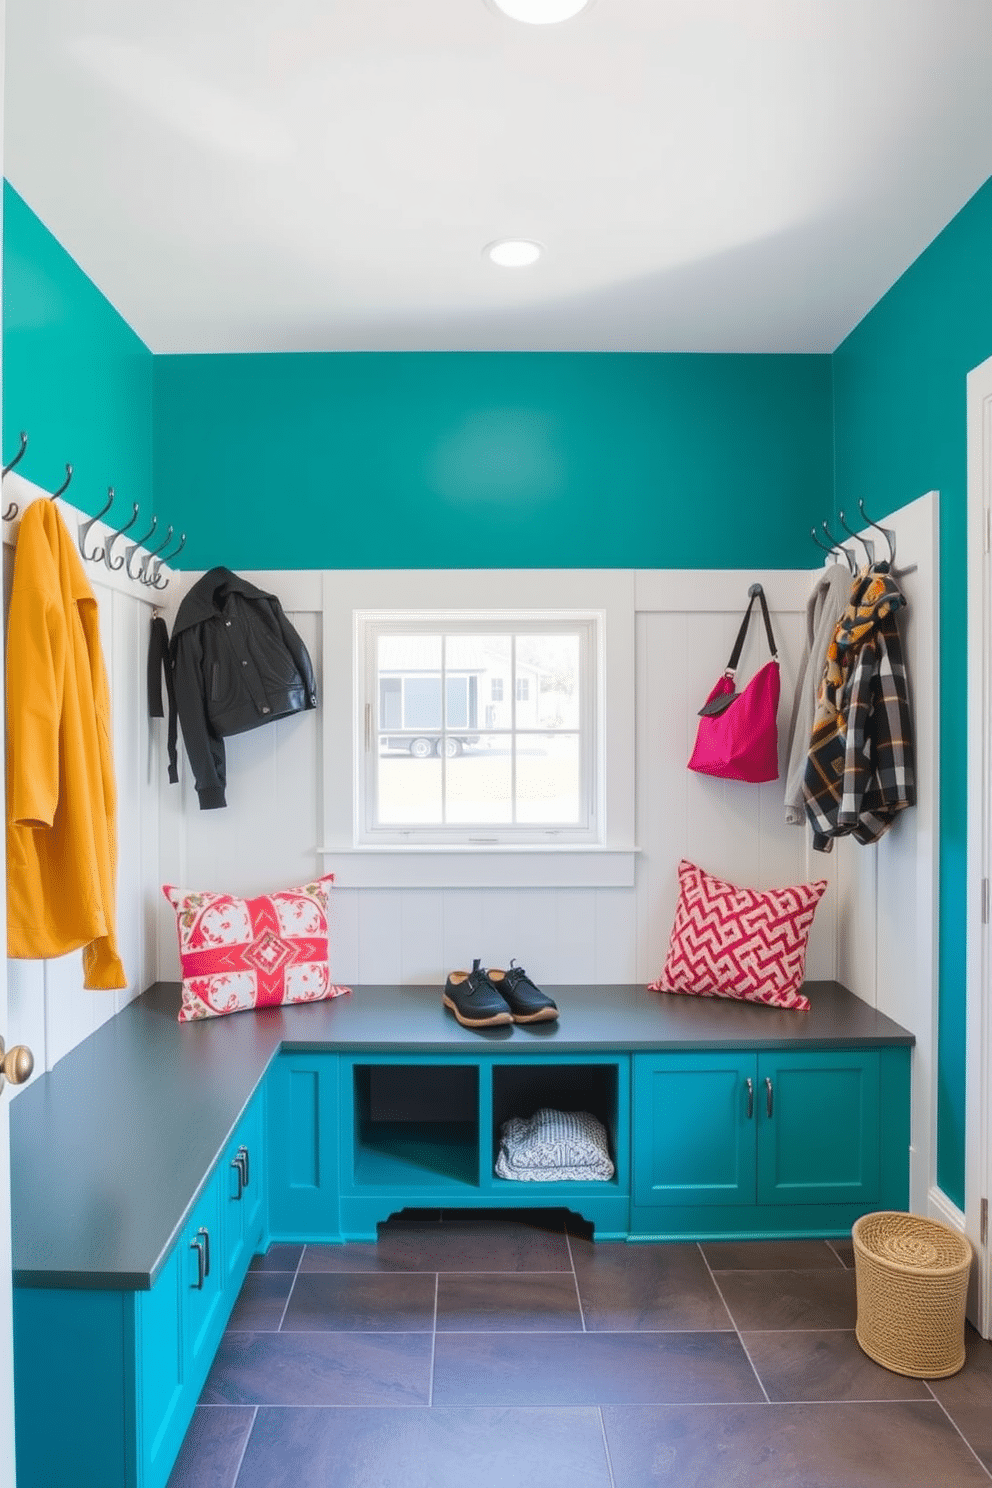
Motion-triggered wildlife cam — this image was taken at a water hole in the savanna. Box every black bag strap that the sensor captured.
[725,584,778,676]
[148,615,179,785]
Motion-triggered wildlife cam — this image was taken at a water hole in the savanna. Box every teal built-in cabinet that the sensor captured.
[14,1084,266,1488]
[11,980,913,1488]
[630,1047,908,1237]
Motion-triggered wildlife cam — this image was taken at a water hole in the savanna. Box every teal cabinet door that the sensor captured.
[223,1089,266,1285]
[136,1248,184,1488]
[633,1052,756,1207]
[267,1052,341,1239]
[757,1050,880,1206]
[184,1167,225,1378]
[240,1090,266,1244]
[15,1288,134,1488]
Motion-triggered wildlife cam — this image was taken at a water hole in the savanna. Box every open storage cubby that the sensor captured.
[351,1063,479,1190]
[491,1062,621,1182]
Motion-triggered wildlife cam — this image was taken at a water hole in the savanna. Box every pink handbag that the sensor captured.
[688,584,780,783]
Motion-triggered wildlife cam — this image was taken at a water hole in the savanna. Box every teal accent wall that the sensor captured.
[2,181,153,516]
[832,174,992,1209]
[152,351,832,571]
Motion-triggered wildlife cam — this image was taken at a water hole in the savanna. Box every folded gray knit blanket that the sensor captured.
[495,1107,615,1182]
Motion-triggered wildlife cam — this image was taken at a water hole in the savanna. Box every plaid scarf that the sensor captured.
[802,568,915,852]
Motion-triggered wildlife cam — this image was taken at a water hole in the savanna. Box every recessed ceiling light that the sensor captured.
[485,239,543,267]
[487,0,593,23]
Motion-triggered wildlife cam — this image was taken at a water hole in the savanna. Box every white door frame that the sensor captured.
[965,352,992,1335]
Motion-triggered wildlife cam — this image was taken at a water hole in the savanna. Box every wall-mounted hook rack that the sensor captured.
[2,432,186,589]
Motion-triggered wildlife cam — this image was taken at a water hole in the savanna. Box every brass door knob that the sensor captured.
[0,1036,34,1093]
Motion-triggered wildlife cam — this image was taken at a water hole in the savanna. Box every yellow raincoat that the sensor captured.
[6,498,126,988]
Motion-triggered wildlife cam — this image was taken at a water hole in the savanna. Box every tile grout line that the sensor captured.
[231,1405,259,1488]
[209,1398,831,1411]
[928,1394,992,1482]
[564,1227,588,1332]
[825,1238,852,1269]
[697,1242,771,1404]
[727,1325,865,1335]
[275,1246,307,1333]
[597,1407,618,1488]
[428,1273,439,1407]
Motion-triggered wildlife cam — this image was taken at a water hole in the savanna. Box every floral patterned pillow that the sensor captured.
[162,875,351,1022]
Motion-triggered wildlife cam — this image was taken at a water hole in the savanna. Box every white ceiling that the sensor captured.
[6,0,992,355]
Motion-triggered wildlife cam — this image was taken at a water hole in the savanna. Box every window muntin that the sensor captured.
[360,617,597,843]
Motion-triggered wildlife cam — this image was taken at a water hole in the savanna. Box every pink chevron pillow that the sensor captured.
[163,875,351,1022]
[649,860,827,1011]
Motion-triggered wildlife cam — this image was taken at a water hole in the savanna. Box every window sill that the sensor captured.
[316,845,639,889]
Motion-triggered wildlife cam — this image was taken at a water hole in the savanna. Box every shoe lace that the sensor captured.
[468,958,494,995]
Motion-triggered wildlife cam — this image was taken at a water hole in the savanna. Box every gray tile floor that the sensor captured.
[167,1212,992,1487]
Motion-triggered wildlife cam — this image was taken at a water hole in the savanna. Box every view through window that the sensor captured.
[362,620,596,838]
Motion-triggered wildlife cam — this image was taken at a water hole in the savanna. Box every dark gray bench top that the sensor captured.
[10,980,913,1290]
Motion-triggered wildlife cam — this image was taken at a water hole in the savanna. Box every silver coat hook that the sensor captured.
[103,503,140,571]
[820,521,856,573]
[150,531,186,589]
[837,510,874,566]
[50,464,73,501]
[137,526,174,585]
[858,499,896,566]
[78,488,116,563]
[2,431,29,519]
[125,516,158,579]
[2,431,28,478]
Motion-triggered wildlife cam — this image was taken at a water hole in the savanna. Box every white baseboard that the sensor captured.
[927,1184,967,1232]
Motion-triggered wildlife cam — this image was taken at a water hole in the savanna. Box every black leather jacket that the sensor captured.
[170,568,317,810]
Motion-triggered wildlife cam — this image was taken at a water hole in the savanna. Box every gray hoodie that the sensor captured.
[784,564,854,824]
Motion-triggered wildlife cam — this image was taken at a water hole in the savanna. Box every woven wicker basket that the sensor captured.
[852,1211,972,1378]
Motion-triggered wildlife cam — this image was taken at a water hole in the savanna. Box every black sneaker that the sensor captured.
[487,961,559,1023]
[444,959,513,1028]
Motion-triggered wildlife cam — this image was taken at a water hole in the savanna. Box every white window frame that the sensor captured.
[358,613,598,846]
[319,570,637,889]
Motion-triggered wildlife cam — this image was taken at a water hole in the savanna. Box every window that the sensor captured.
[358,614,599,843]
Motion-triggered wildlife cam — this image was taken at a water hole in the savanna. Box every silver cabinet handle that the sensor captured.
[765,1076,774,1118]
[745,1077,754,1119]
[190,1234,206,1290]
[231,1155,244,1201]
[198,1226,210,1278]
[237,1144,250,1188]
